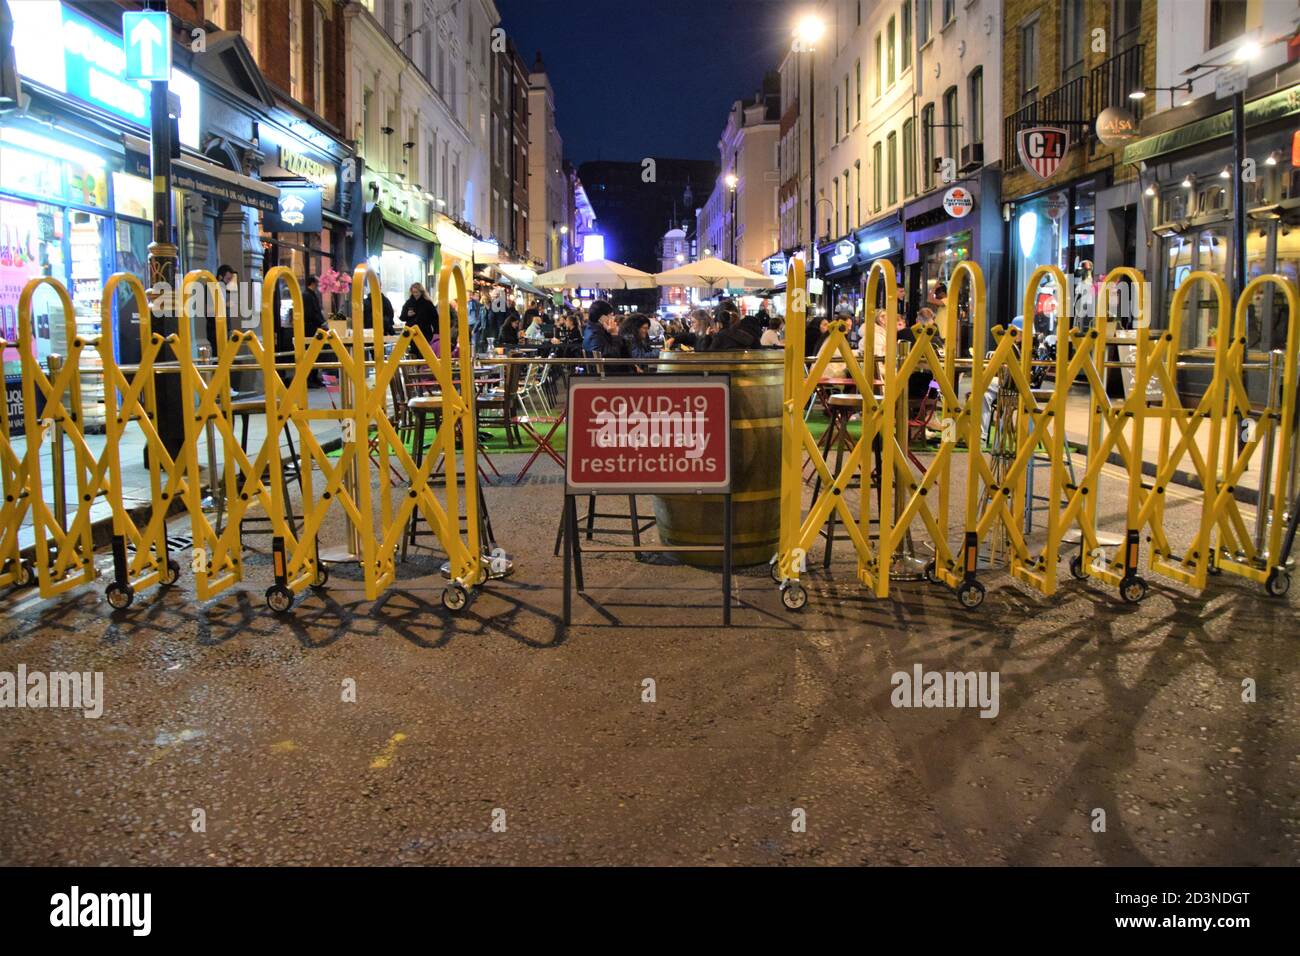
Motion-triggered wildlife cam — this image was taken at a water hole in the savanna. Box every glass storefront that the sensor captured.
[1011,181,1096,326]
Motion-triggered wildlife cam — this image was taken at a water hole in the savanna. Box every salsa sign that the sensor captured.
[566,377,731,493]
[1017,126,1069,180]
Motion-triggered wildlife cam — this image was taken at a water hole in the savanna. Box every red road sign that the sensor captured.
[1017,126,1069,180]
[566,376,731,493]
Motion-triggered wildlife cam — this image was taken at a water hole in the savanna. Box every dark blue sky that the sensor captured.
[495,0,797,165]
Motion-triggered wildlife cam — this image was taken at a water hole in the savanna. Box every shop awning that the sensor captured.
[499,273,554,300]
[378,205,439,245]
[123,134,279,212]
[1122,81,1300,166]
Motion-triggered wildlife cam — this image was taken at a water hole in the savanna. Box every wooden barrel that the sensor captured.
[652,350,783,567]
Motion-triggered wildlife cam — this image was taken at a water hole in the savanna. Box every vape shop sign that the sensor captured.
[566,378,731,493]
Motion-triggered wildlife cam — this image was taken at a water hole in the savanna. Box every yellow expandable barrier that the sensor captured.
[97,274,186,609]
[0,334,37,589]
[18,277,96,597]
[776,257,1298,610]
[1211,274,1300,595]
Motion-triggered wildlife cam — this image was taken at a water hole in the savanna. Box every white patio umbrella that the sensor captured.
[534,258,657,289]
[653,256,775,291]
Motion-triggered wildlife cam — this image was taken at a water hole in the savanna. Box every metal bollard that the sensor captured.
[891,340,927,581]
[197,345,225,533]
[1254,350,1280,555]
[47,354,67,533]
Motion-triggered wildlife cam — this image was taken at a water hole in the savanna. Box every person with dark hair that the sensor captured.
[206,264,239,349]
[582,299,630,371]
[619,313,658,363]
[704,303,764,351]
[303,275,328,387]
[805,316,830,358]
[499,312,522,347]
[364,289,395,337]
[761,313,784,347]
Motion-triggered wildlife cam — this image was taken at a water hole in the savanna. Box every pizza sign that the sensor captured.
[1017,126,1069,180]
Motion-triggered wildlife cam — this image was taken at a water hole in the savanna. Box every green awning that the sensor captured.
[1122,82,1300,166]
[377,205,439,245]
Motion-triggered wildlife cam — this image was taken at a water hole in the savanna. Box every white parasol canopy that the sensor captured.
[534,258,657,289]
[653,256,776,290]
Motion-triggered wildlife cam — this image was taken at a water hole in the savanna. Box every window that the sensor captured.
[920,102,934,189]
[942,86,959,161]
[874,33,882,97]
[361,87,372,155]
[1209,0,1248,50]
[313,6,325,112]
[917,0,930,45]
[887,17,896,87]
[942,0,955,26]
[241,0,260,62]
[844,75,850,133]
[403,1,414,57]
[1061,0,1085,84]
[872,140,882,212]
[1114,0,1142,51]
[835,86,841,141]
[289,0,304,100]
[1020,18,1040,108]
[855,60,862,123]
[887,131,898,205]
[855,160,862,224]
[902,117,916,196]
[427,141,435,196]
[902,1,912,71]
[968,67,983,147]
[423,4,433,75]
[382,0,394,35]
[833,176,841,237]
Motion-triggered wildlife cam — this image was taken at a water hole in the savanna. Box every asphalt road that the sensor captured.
[0,451,1295,866]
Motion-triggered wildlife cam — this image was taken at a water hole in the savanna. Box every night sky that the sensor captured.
[494,0,798,165]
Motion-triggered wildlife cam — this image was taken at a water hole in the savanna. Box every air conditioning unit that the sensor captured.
[960,143,984,172]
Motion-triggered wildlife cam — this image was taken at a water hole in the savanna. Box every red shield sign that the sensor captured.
[1017,126,1069,180]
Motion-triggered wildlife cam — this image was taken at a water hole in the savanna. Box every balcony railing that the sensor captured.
[1003,44,1146,171]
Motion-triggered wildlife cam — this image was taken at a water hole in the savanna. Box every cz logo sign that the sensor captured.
[1017,126,1069,181]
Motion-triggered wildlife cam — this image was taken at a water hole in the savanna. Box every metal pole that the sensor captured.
[47,355,67,533]
[807,45,817,277]
[1232,90,1247,299]
[146,0,182,458]
[722,492,733,625]
[198,344,224,533]
[1255,349,1280,554]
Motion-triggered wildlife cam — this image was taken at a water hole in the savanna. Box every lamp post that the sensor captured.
[795,14,825,278]
[725,171,739,264]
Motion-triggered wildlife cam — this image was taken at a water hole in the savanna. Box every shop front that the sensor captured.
[1005,178,1101,329]
[1123,81,1300,360]
[903,168,1002,350]
[365,206,439,318]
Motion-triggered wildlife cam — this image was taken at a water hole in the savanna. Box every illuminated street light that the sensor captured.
[1235,40,1261,62]
[725,172,738,190]
[794,13,825,49]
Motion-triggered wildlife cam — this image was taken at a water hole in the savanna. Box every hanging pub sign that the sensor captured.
[1017,126,1069,180]
[264,185,323,233]
[942,185,974,218]
[566,377,731,494]
[1096,106,1140,147]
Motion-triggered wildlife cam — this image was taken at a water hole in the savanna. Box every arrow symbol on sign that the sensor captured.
[129,17,164,77]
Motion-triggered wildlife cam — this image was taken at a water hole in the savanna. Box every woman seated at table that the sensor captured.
[499,313,522,348]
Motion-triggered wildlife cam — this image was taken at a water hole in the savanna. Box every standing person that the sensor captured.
[210,264,239,348]
[364,288,395,337]
[399,282,438,343]
[303,275,328,387]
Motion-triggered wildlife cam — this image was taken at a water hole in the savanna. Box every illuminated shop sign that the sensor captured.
[10,1,199,147]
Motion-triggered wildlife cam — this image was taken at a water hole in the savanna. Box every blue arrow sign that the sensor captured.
[122,11,171,82]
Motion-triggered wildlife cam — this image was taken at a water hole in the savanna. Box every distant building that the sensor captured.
[657,226,691,311]
[716,71,781,273]
[527,51,567,270]
[577,158,719,273]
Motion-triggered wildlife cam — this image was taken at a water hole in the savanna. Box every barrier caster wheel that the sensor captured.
[441,583,469,611]
[15,559,35,587]
[1069,554,1088,580]
[265,585,294,614]
[1265,569,1291,598]
[162,559,181,586]
[1119,577,1148,604]
[311,566,329,590]
[105,582,134,610]
[924,561,941,584]
[780,582,808,611]
[769,560,782,583]
[956,580,985,609]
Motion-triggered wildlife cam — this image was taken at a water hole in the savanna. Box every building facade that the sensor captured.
[717,72,781,274]
[527,52,567,271]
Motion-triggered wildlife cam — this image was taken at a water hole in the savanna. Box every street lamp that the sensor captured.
[794,13,825,278]
[725,172,739,264]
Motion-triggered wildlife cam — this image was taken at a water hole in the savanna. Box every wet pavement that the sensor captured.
[0,451,1296,866]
